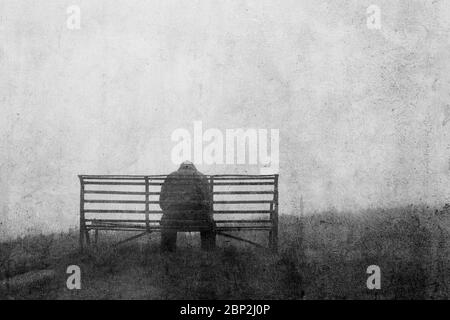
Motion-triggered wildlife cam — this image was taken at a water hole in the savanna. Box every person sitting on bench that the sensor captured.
[159,161,216,252]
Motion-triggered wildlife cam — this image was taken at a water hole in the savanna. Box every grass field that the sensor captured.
[1,205,449,299]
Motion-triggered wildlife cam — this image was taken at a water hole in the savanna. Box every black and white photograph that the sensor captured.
[0,0,449,306]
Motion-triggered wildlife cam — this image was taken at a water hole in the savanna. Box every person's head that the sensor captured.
[178,160,197,171]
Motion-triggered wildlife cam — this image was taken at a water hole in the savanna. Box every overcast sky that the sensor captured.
[1,0,450,238]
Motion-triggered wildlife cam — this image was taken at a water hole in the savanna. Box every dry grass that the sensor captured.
[1,205,449,299]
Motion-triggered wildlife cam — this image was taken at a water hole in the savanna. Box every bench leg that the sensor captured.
[79,227,85,252]
[85,229,91,246]
[79,227,92,252]
[269,230,278,253]
[94,229,99,245]
[201,230,216,251]
[161,230,177,252]
[269,230,273,250]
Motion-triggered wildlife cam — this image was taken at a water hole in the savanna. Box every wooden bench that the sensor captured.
[78,174,279,251]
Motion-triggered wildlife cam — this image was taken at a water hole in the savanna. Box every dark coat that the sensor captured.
[159,163,213,227]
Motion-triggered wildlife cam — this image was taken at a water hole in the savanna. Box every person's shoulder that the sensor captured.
[194,171,209,182]
[196,171,207,178]
[163,171,181,182]
[167,170,179,177]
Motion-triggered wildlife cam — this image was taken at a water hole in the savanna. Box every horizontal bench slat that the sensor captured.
[85,219,271,224]
[84,182,275,186]
[85,200,147,204]
[84,191,158,195]
[213,182,274,186]
[84,210,271,214]
[88,223,148,228]
[84,191,274,195]
[215,220,271,223]
[83,182,274,186]
[82,177,147,180]
[214,191,273,194]
[211,177,275,181]
[216,227,272,231]
[214,210,272,214]
[214,200,273,204]
[84,210,158,213]
[80,175,276,180]
[86,219,147,223]
[86,226,272,231]
[80,175,166,178]
[85,200,206,204]
[212,174,276,178]
[87,226,213,230]
[86,227,147,231]
[81,174,274,178]
[84,200,273,204]
[84,182,147,185]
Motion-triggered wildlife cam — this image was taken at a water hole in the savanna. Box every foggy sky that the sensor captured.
[1,0,450,238]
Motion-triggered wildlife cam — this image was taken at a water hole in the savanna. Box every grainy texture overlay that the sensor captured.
[0,0,449,300]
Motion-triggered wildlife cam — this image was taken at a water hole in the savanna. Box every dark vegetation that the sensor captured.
[1,205,449,299]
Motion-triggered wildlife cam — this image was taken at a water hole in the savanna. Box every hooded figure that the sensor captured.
[159,161,215,252]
